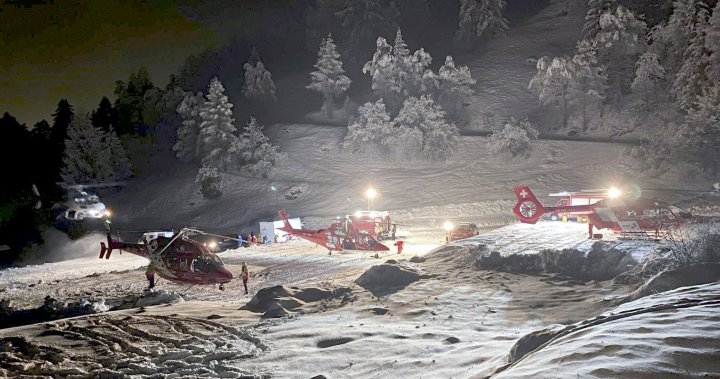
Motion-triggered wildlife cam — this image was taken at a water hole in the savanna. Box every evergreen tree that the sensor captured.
[173,92,204,163]
[651,0,700,76]
[363,37,399,110]
[344,99,394,152]
[198,78,238,170]
[114,68,155,135]
[105,125,133,181]
[681,82,720,174]
[672,3,711,111]
[29,119,61,204]
[336,0,400,62]
[0,113,33,197]
[572,40,607,128]
[392,28,412,98]
[30,120,52,142]
[632,52,665,110]
[91,97,118,133]
[307,34,352,117]
[705,2,720,84]
[487,117,539,159]
[235,117,284,178]
[0,113,42,261]
[437,55,476,119]
[455,0,509,45]
[594,6,647,99]
[50,99,74,152]
[394,96,459,160]
[583,0,618,39]
[529,56,577,127]
[62,113,129,184]
[391,28,436,99]
[242,55,277,106]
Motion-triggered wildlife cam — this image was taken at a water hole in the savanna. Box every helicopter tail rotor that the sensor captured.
[99,233,114,259]
[512,186,547,224]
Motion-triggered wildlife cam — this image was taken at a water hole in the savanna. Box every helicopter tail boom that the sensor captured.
[278,210,294,231]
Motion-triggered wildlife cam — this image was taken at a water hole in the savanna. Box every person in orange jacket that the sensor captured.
[393,240,404,254]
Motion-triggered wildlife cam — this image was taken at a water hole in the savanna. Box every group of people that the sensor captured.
[237,231,271,247]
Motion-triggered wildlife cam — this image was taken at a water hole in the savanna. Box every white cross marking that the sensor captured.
[520,189,528,198]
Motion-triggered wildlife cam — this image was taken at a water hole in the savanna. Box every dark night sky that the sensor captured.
[0,0,236,126]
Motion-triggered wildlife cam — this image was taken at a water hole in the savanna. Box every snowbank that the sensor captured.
[495,282,720,378]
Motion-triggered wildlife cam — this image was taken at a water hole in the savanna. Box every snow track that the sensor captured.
[0,315,267,378]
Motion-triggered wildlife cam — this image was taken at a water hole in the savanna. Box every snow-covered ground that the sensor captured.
[3,0,719,377]
[2,220,699,378]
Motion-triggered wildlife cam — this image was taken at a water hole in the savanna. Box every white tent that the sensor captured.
[259,218,302,243]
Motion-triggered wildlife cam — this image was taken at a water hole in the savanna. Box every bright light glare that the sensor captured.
[607,187,622,199]
[104,209,112,217]
[443,221,454,231]
[366,187,377,199]
[208,241,217,249]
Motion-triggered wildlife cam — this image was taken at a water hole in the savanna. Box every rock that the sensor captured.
[355,263,428,297]
[508,324,565,363]
[370,307,389,315]
[261,302,290,319]
[409,256,426,263]
[243,285,294,313]
[625,263,720,302]
[444,336,461,344]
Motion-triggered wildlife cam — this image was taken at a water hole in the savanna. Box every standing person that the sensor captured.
[257,232,263,246]
[250,232,257,245]
[238,234,244,248]
[391,225,397,240]
[145,263,157,290]
[241,262,250,295]
[393,240,404,254]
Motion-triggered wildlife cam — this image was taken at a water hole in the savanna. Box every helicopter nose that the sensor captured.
[218,267,233,283]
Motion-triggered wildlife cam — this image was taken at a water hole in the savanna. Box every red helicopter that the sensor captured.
[99,228,234,290]
[512,186,693,237]
[278,211,389,254]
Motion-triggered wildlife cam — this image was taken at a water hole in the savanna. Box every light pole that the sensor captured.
[366,187,377,211]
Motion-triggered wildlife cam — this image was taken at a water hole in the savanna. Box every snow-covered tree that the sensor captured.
[196,165,222,199]
[583,0,617,39]
[343,99,394,152]
[105,126,133,180]
[394,96,459,160]
[307,34,352,117]
[487,118,539,159]
[632,52,665,110]
[242,55,277,106]
[680,82,720,174]
[62,113,132,184]
[705,2,720,84]
[455,0,509,44]
[198,78,237,170]
[594,6,647,99]
[672,3,711,111]
[173,92,204,163]
[651,0,702,76]
[335,0,400,62]
[437,56,476,119]
[529,56,577,127]
[392,28,412,96]
[572,40,607,128]
[235,117,284,178]
[363,37,400,110]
